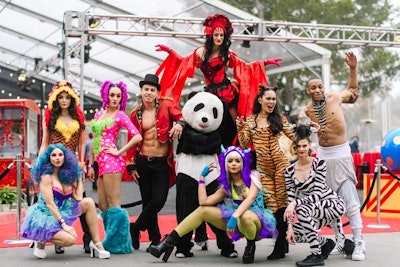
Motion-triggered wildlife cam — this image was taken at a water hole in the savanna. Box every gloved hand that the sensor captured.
[155,44,171,53]
[265,58,282,67]
[200,165,210,177]
[226,216,237,230]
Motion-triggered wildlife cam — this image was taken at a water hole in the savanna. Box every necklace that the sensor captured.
[136,100,160,149]
[312,97,326,134]
[233,183,246,196]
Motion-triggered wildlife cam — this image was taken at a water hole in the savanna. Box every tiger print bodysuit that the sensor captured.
[237,114,294,213]
[285,157,345,255]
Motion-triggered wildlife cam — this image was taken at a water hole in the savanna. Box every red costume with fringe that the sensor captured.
[155,49,267,119]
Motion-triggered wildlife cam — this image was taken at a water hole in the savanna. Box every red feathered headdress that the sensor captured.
[203,14,233,36]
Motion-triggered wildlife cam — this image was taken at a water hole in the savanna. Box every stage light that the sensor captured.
[89,18,100,28]
[241,40,251,48]
[17,69,27,83]
[84,45,91,63]
[241,26,255,48]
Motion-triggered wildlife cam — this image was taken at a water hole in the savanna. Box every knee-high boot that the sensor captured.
[267,207,288,260]
[149,230,180,262]
[79,213,92,253]
[79,192,92,253]
[101,207,133,254]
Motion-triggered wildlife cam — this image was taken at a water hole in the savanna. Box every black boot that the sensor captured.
[343,239,355,259]
[54,245,64,254]
[149,230,179,262]
[321,238,335,260]
[267,207,287,260]
[267,242,286,260]
[242,239,256,264]
[80,208,92,254]
[296,254,324,267]
[130,222,140,250]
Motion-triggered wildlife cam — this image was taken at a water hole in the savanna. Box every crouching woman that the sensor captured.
[149,146,277,263]
[21,144,110,259]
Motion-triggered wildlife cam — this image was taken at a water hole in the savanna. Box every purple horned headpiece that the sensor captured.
[217,145,252,196]
[100,80,128,111]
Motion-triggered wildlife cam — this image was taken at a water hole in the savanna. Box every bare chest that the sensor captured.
[141,110,156,132]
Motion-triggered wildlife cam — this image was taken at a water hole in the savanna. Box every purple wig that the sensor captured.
[100,80,128,111]
[217,146,252,197]
[31,144,82,186]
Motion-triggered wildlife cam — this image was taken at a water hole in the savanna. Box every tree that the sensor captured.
[223,0,400,107]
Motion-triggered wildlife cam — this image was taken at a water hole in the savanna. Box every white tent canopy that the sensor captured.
[0,0,331,109]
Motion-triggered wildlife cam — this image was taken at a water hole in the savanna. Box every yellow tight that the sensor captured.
[175,206,262,240]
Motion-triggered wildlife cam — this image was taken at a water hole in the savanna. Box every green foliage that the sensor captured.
[0,185,17,205]
[223,0,400,105]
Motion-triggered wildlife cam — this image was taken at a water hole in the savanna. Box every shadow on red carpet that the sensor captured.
[1,211,399,248]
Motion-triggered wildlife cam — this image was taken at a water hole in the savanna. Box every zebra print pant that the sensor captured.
[292,198,345,255]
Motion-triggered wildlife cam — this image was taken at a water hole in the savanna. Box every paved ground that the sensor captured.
[2,181,399,266]
[1,232,399,267]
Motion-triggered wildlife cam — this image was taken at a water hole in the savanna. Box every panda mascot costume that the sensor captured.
[174,92,237,258]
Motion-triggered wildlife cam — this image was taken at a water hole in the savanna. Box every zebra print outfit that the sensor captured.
[285,157,345,256]
[312,98,327,134]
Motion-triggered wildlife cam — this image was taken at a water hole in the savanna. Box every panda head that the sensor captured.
[182,92,223,133]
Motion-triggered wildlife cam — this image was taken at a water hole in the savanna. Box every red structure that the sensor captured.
[0,99,41,197]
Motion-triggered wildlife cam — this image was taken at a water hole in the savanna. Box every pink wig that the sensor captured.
[100,80,128,111]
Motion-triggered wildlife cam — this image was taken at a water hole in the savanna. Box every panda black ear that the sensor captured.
[187,91,198,100]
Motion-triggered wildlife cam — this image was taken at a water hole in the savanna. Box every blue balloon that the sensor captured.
[381,128,400,171]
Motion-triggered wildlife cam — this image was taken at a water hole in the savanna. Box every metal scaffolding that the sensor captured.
[63,11,400,107]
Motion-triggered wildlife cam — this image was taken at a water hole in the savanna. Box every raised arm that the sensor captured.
[236,116,251,148]
[265,58,282,67]
[342,51,359,103]
[155,44,172,54]
[198,164,226,206]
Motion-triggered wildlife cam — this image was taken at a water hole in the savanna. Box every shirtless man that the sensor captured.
[305,51,366,261]
[126,74,185,251]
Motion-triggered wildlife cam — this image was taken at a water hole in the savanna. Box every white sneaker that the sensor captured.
[330,234,345,255]
[352,239,366,261]
[175,252,186,258]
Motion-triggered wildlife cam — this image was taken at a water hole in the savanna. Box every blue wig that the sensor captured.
[217,146,252,197]
[31,144,82,185]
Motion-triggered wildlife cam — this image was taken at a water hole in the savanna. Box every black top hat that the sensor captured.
[139,74,161,91]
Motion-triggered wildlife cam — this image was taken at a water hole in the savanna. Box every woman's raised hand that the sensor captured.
[264,58,282,67]
[235,116,245,131]
[155,44,171,53]
[200,162,216,177]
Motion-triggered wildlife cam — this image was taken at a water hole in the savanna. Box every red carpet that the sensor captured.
[1,211,399,248]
